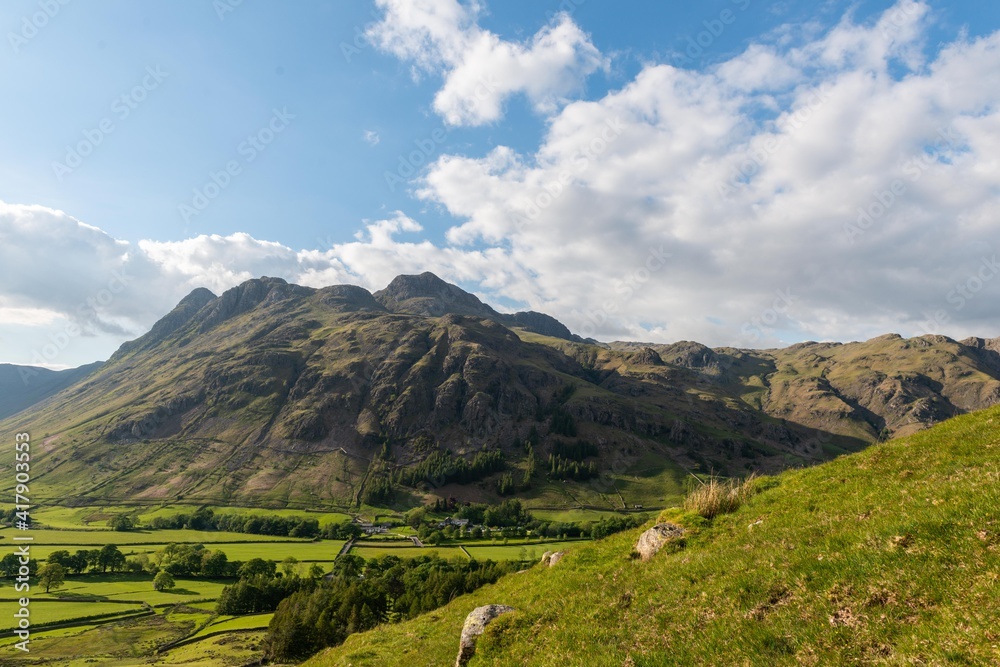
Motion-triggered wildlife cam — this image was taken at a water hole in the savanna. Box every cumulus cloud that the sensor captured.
[411,0,1000,345]
[5,0,1000,365]
[367,0,607,126]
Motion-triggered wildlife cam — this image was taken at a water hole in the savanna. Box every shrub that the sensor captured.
[683,473,758,519]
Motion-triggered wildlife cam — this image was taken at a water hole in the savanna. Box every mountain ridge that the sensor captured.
[3,273,1000,512]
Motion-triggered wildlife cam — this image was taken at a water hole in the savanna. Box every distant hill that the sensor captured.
[0,362,102,420]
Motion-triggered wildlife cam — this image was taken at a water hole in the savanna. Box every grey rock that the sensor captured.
[541,550,566,567]
[635,523,685,561]
[456,604,515,667]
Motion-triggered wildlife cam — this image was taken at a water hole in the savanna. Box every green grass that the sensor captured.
[350,543,468,560]
[305,404,1000,666]
[0,527,303,544]
[0,599,146,630]
[0,612,246,665]
[16,574,229,605]
[463,540,584,561]
[526,508,624,523]
[191,539,344,562]
[191,612,273,638]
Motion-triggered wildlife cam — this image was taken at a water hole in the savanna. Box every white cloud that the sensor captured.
[367,0,607,126]
[363,130,381,145]
[411,0,1000,345]
[5,1,1000,365]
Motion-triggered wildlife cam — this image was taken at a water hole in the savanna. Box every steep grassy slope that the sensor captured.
[306,405,1000,666]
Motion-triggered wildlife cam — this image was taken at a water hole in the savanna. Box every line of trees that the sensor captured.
[263,554,520,662]
[397,449,506,488]
[144,507,321,538]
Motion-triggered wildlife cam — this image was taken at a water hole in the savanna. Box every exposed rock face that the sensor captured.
[635,523,685,561]
[375,272,499,318]
[456,604,515,667]
[541,551,566,567]
[628,347,665,366]
[501,311,580,342]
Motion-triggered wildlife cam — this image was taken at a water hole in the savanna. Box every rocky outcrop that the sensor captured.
[376,272,499,319]
[541,551,566,567]
[456,604,515,666]
[635,523,685,561]
[501,311,580,342]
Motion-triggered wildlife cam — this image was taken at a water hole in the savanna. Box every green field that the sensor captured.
[0,527,304,545]
[349,542,468,560]
[25,574,228,604]
[191,612,273,638]
[0,599,146,631]
[463,540,584,561]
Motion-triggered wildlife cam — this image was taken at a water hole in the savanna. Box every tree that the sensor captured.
[239,558,277,580]
[405,507,426,529]
[201,550,229,578]
[109,514,137,531]
[281,556,299,577]
[47,550,73,568]
[153,570,176,591]
[308,563,325,580]
[98,545,126,573]
[68,551,91,574]
[38,563,66,593]
[0,553,37,578]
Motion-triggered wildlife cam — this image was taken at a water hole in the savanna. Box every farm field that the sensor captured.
[190,612,273,638]
[0,599,146,631]
[25,574,228,604]
[349,542,468,560]
[463,539,585,561]
[28,504,354,529]
[0,527,305,544]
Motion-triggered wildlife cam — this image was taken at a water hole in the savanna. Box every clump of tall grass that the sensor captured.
[683,473,759,519]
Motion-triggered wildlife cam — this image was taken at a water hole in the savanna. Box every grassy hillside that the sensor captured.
[306,405,1000,666]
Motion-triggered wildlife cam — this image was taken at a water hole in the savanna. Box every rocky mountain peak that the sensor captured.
[374,272,499,319]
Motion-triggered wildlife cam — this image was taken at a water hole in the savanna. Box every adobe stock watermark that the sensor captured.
[384,126,449,193]
[718,84,832,200]
[8,0,71,54]
[214,0,244,21]
[881,0,924,38]
[844,124,962,244]
[340,7,382,63]
[19,269,132,383]
[178,108,295,224]
[673,0,752,68]
[572,244,672,340]
[916,255,1000,335]
[543,0,588,21]
[383,76,498,193]
[51,66,168,182]
[738,288,794,345]
[509,117,624,230]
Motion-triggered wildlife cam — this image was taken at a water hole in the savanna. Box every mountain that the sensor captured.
[610,333,1000,440]
[3,272,1000,511]
[304,403,1000,666]
[0,361,103,420]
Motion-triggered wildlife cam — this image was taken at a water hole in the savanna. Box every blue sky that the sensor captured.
[2,0,1000,368]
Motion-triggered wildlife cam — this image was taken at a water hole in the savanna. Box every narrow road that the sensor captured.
[410,536,424,547]
[337,538,355,558]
